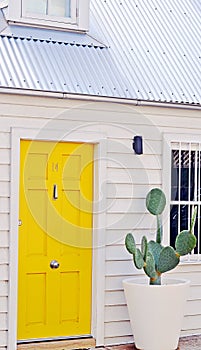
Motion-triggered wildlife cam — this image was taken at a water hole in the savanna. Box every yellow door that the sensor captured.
[17,140,94,341]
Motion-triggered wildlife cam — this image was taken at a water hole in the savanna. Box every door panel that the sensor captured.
[18,140,93,341]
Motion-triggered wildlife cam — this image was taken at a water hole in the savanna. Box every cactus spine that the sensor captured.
[125,188,197,285]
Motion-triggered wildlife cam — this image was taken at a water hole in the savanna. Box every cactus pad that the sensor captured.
[134,248,145,269]
[175,230,197,256]
[146,188,166,215]
[141,236,148,260]
[144,251,157,279]
[148,240,163,268]
[158,246,180,273]
[125,233,136,254]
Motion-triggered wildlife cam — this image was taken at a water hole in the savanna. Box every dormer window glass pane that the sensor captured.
[24,0,71,18]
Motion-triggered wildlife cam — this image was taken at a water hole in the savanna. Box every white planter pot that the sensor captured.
[123,277,190,350]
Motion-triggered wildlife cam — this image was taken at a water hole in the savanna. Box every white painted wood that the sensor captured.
[106,229,153,246]
[0,133,10,149]
[0,150,10,164]
[108,138,162,155]
[0,331,7,346]
[107,197,146,213]
[104,336,134,346]
[185,300,201,315]
[183,314,201,331]
[104,320,132,337]
[0,266,8,281]
[105,290,126,306]
[0,233,9,248]
[0,249,9,264]
[108,168,161,184]
[107,183,151,198]
[0,166,10,182]
[0,215,9,231]
[0,183,10,197]
[106,212,155,230]
[107,153,162,169]
[0,314,7,330]
[0,298,7,313]
[0,282,8,297]
[105,305,129,322]
[0,199,9,213]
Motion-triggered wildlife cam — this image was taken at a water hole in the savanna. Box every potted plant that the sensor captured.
[123,188,197,350]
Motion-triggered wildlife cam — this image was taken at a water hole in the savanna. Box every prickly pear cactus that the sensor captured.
[125,188,197,285]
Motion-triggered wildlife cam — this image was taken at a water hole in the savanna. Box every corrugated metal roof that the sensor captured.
[0,0,201,104]
[90,0,201,104]
[0,35,132,97]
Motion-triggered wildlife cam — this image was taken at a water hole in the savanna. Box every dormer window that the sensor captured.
[8,0,89,32]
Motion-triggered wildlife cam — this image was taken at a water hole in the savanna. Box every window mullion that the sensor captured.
[178,143,181,234]
[198,146,201,257]
[188,143,191,230]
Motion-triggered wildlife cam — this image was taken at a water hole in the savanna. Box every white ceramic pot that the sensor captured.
[123,277,190,350]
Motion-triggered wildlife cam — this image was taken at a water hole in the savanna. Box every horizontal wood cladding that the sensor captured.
[107,183,152,198]
[107,198,146,213]
[0,183,10,197]
[0,165,10,182]
[107,138,162,155]
[106,212,155,230]
[0,266,8,281]
[0,150,10,165]
[0,282,8,297]
[107,168,161,184]
[0,233,9,248]
[0,133,10,149]
[0,199,9,213]
[0,331,7,347]
[0,95,201,347]
[104,335,134,346]
[107,153,162,170]
[0,249,9,265]
[0,214,9,231]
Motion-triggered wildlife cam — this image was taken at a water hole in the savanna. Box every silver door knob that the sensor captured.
[50,260,60,269]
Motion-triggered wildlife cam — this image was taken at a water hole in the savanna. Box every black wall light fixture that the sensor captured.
[133,136,143,155]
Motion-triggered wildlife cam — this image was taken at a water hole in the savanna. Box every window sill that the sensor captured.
[8,17,88,33]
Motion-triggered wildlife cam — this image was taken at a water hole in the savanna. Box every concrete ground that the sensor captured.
[89,335,201,350]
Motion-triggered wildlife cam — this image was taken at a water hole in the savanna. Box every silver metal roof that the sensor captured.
[0,0,201,104]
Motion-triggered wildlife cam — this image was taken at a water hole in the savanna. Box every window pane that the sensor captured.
[171,150,179,201]
[180,150,189,201]
[197,151,201,201]
[180,204,188,231]
[48,0,71,17]
[25,0,47,15]
[191,205,199,254]
[170,205,178,247]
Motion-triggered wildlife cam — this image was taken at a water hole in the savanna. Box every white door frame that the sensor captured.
[8,127,107,350]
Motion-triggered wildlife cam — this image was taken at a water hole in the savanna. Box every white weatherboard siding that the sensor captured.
[0,93,201,347]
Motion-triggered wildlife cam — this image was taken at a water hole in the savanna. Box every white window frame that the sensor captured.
[7,0,90,32]
[163,133,201,263]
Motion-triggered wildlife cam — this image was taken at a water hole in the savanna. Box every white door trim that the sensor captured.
[8,127,107,350]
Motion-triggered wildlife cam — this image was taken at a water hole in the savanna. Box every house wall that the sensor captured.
[0,93,201,348]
